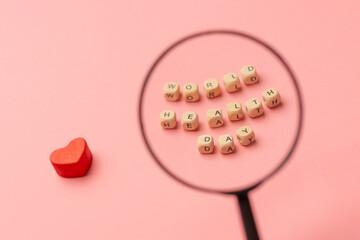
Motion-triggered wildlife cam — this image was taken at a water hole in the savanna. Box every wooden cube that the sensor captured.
[197,135,214,154]
[245,98,264,118]
[218,135,235,154]
[236,126,255,146]
[241,65,259,85]
[223,73,241,92]
[262,88,281,108]
[183,83,200,102]
[182,111,199,130]
[160,110,176,129]
[203,78,221,98]
[163,82,180,101]
[226,102,243,121]
[207,109,224,128]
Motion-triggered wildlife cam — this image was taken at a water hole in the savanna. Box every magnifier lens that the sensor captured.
[141,32,301,193]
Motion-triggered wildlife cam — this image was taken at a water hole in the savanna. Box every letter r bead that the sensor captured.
[203,79,221,98]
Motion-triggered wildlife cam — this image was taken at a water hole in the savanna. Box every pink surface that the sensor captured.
[142,33,300,192]
[1,0,360,239]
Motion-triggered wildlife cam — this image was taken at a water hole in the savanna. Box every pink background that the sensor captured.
[142,33,301,192]
[1,0,360,239]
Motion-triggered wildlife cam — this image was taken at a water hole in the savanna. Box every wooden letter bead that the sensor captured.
[226,102,244,121]
[197,135,214,154]
[241,65,259,85]
[236,126,255,146]
[207,109,224,128]
[182,111,199,130]
[262,88,282,108]
[245,98,264,118]
[183,83,200,102]
[160,110,176,129]
[163,82,180,101]
[218,135,235,154]
[223,73,241,92]
[203,78,221,98]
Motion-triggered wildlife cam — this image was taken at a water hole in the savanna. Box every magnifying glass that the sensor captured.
[139,30,303,239]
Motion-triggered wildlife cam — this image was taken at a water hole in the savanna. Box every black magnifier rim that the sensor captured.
[138,29,303,195]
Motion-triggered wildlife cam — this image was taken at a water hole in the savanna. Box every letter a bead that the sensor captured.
[207,109,224,128]
[218,135,235,154]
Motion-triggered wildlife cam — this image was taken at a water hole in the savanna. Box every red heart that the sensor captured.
[50,138,92,178]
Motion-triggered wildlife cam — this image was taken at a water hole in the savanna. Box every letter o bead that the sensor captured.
[183,83,200,102]
[197,135,214,154]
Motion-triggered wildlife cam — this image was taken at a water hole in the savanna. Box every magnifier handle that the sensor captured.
[236,192,260,240]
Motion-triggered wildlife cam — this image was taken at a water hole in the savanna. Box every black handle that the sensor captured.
[236,192,260,240]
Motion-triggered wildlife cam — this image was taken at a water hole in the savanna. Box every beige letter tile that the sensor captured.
[241,65,259,85]
[197,135,214,154]
[183,83,200,102]
[245,98,264,118]
[163,82,180,101]
[223,73,241,92]
[226,102,244,121]
[160,110,176,129]
[236,126,255,146]
[203,78,221,98]
[207,109,224,128]
[218,135,235,154]
[182,111,199,130]
[262,88,281,108]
